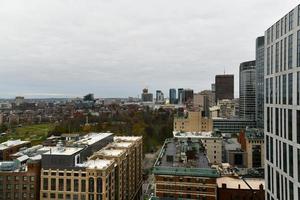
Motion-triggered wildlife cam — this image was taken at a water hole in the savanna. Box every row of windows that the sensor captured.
[266,108,300,142]
[41,193,100,200]
[0,183,35,190]
[266,31,300,75]
[265,72,300,105]
[0,192,34,199]
[0,176,35,182]
[43,171,86,177]
[266,163,300,200]
[266,6,300,46]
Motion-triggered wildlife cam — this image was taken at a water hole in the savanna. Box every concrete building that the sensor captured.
[217,177,265,200]
[256,36,265,129]
[173,131,223,165]
[141,88,153,102]
[217,99,237,119]
[177,88,184,104]
[223,138,247,168]
[15,96,25,106]
[264,4,300,200]
[169,88,177,104]
[153,138,219,200]
[239,128,264,169]
[239,61,256,121]
[174,110,213,132]
[0,140,31,161]
[155,90,164,104]
[215,74,234,103]
[212,118,256,134]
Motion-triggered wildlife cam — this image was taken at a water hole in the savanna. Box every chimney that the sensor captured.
[222,183,227,189]
[238,184,240,189]
[259,184,264,190]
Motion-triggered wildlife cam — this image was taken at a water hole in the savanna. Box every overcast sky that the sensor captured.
[0,0,298,98]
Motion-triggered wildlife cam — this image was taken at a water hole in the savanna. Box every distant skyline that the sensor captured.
[0,0,298,98]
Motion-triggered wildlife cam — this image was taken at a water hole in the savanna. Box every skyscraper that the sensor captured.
[265,4,300,200]
[169,88,177,104]
[178,88,184,104]
[215,74,234,103]
[239,60,256,121]
[256,36,265,129]
[155,90,164,104]
[141,88,153,102]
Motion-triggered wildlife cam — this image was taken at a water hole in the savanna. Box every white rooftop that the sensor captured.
[110,142,132,148]
[42,146,83,155]
[173,131,218,138]
[75,132,113,146]
[98,148,125,157]
[78,159,114,170]
[114,136,141,142]
[0,139,30,150]
[217,177,264,190]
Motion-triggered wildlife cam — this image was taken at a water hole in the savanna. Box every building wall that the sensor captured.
[264,4,300,200]
[155,175,217,200]
[174,111,213,132]
[245,138,264,168]
[202,138,222,164]
[217,185,265,200]
[256,36,265,129]
[0,160,41,200]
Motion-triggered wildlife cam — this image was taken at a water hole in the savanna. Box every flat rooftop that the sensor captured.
[0,140,30,150]
[110,142,133,148]
[42,146,83,156]
[155,138,209,168]
[97,148,126,157]
[153,167,219,178]
[217,177,264,190]
[75,132,113,146]
[78,159,114,170]
[173,131,221,139]
[114,136,142,142]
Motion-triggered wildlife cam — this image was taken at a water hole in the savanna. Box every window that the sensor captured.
[298,31,300,67]
[298,111,300,144]
[43,178,48,190]
[270,137,274,163]
[276,171,280,199]
[66,179,71,191]
[51,178,56,190]
[288,109,293,141]
[81,180,86,192]
[267,29,270,45]
[276,42,279,72]
[288,34,293,69]
[266,136,269,161]
[74,179,79,192]
[275,108,279,135]
[266,78,269,104]
[280,40,283,71]
[288,73,293,105]
[89,178,94,193]
[283,143,287,173]
[30,176,34,182]
[276,21,280,39]
[270,77,273,104]
[298,5,300,26]
[289,145,294,177]
[271,45,274,73]
[289,11,294,31]
[298,72,300,105]
[97,178,102,193]
[283,74,287,104]
[58,179,64,191]
[267,47,270,75]
[290,181,294,200]
[285,15,288,34]
[284,37,287,70]
[298,149,300,181]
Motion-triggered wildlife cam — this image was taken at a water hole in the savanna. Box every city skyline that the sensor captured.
[0,0,298,98]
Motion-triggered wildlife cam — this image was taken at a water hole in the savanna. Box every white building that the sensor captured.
[265,4,300,200]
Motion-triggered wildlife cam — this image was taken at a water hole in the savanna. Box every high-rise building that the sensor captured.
[183,89,194,104]
[215,75,234,103]
[15,96,24,106]
[178,88,184,104]
[155,90,164,104]
[256,36,265,129]
[239,61,256,121]
[169,88,177,104]
[265,4,300,200]
[141,88,153,102]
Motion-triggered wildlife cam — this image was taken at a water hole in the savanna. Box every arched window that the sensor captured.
[89,178,94,192]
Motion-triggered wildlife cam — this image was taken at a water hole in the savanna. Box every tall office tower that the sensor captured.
[239,60,256,121]
[155,90,164,104]
[215,74,234,103]
[169,88,177,104]
[256,36,265,129]
[141,88,153,102]
[178,88,184,104]
[265,4,300,200]
[211,83,216,92]
[183,89,194,104]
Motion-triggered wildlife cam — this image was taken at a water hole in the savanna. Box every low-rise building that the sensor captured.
[0,139,31,161]
[217,176,264,200]
[174,110,213,132]
[173,131,222,165]
[153,138,219,200]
